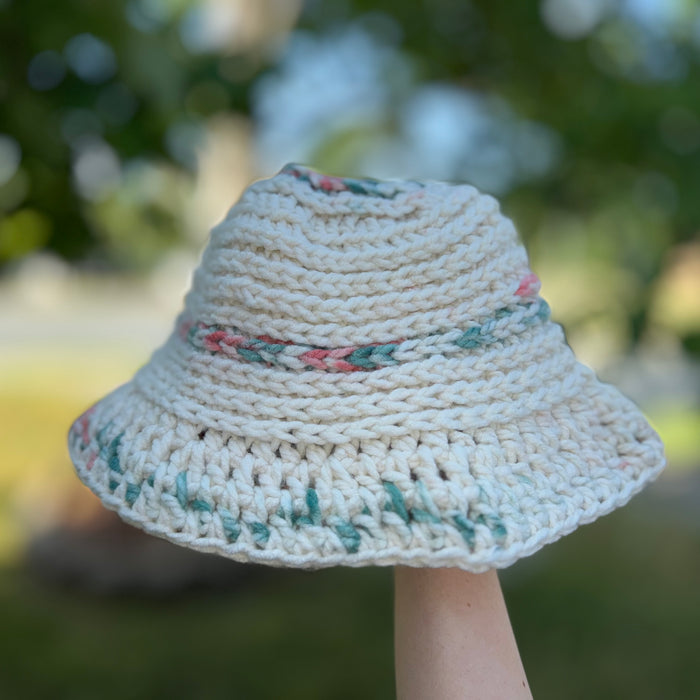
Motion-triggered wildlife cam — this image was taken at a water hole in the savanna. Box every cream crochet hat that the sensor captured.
[67,164,666,573]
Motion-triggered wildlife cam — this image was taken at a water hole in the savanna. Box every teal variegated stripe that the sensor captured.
[179,298,551,373]
[71,408,509,557]
[280,163,422,199]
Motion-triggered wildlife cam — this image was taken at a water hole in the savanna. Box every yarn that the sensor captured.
[179,296,550,372]
[67,164,666,572]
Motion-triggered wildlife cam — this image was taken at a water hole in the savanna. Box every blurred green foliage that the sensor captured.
[1,0,699,354]
[0,0,254,267]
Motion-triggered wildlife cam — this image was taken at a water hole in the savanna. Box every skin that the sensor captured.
[394,566,533,700]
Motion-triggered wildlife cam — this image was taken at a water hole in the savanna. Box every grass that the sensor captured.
[0,348,698,698]
[0,565,395,700]
[0,347,143,561]
[646,403,700,471]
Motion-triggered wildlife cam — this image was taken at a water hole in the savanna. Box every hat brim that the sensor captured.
[67,324,665,573]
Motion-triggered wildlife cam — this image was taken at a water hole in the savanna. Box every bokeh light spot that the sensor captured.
[71,139,121,201]
[540,0,610,40]
[165,121,205,170]
[125,0,172,34]
[0,134,21,186]
[64,33,118,85]
[26,50,66,91]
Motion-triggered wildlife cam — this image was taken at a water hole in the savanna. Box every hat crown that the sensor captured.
[180,164,534,348]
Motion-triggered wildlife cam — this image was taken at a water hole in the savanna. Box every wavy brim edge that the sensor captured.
[68,380,667,573]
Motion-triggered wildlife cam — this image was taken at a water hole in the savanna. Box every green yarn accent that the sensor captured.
[125,482,141,506]
[265,344,289,355]
[347,345,379,368]
[237,347,264,362]
[219,508,240,543]
[411,507,441,524]
[87,416,509,557]
[291,488,323,527]
[174,472,213,514]
[291,511,309,526]
[176,471,188,509]
[455,325,497,348]
[345,180,372,196]
[452,514,477,550]
[347,344,400,369]
[476,513,507,544]
[536,299,551,320]
[415,480,441,523]
[92,422,120,481]
[107,433,124,474]
[306,488,322,526]
[335,522,362,554]
[383,481,410,524]
[250,339,287,355]
[249,521,270,545]
[191,499,212,513]
[95,421,113,450]
[187,323,200,344]
[374,344,400,364]
[455,326,483,349]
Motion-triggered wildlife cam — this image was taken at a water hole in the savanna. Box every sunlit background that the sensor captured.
[1,0,699,698]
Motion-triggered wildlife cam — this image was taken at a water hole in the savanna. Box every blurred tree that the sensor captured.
[0,0,258,269]
[0,0,698,352]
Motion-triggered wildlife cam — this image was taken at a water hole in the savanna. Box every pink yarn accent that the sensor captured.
[258,334,295,345]
[222,334,245,346]
[329,347,357,358]
[177,319,192,339]
[203,331,228,351]
[299,349,331,369]
[203,331,245,351]
[328,346,363,371]
[299,346,361,371]
[77,406,95,446]
[318,175,346,192]
[515,273,540,297]
[333,360,362,372]
[86,452,98,471]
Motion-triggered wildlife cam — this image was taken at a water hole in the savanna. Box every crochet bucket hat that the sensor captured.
[67,164,666,573]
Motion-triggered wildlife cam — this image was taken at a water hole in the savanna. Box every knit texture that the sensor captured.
[67,164,666,572]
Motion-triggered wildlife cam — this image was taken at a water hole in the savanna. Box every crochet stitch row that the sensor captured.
[179,298,551,372]
[70,411,509,556]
